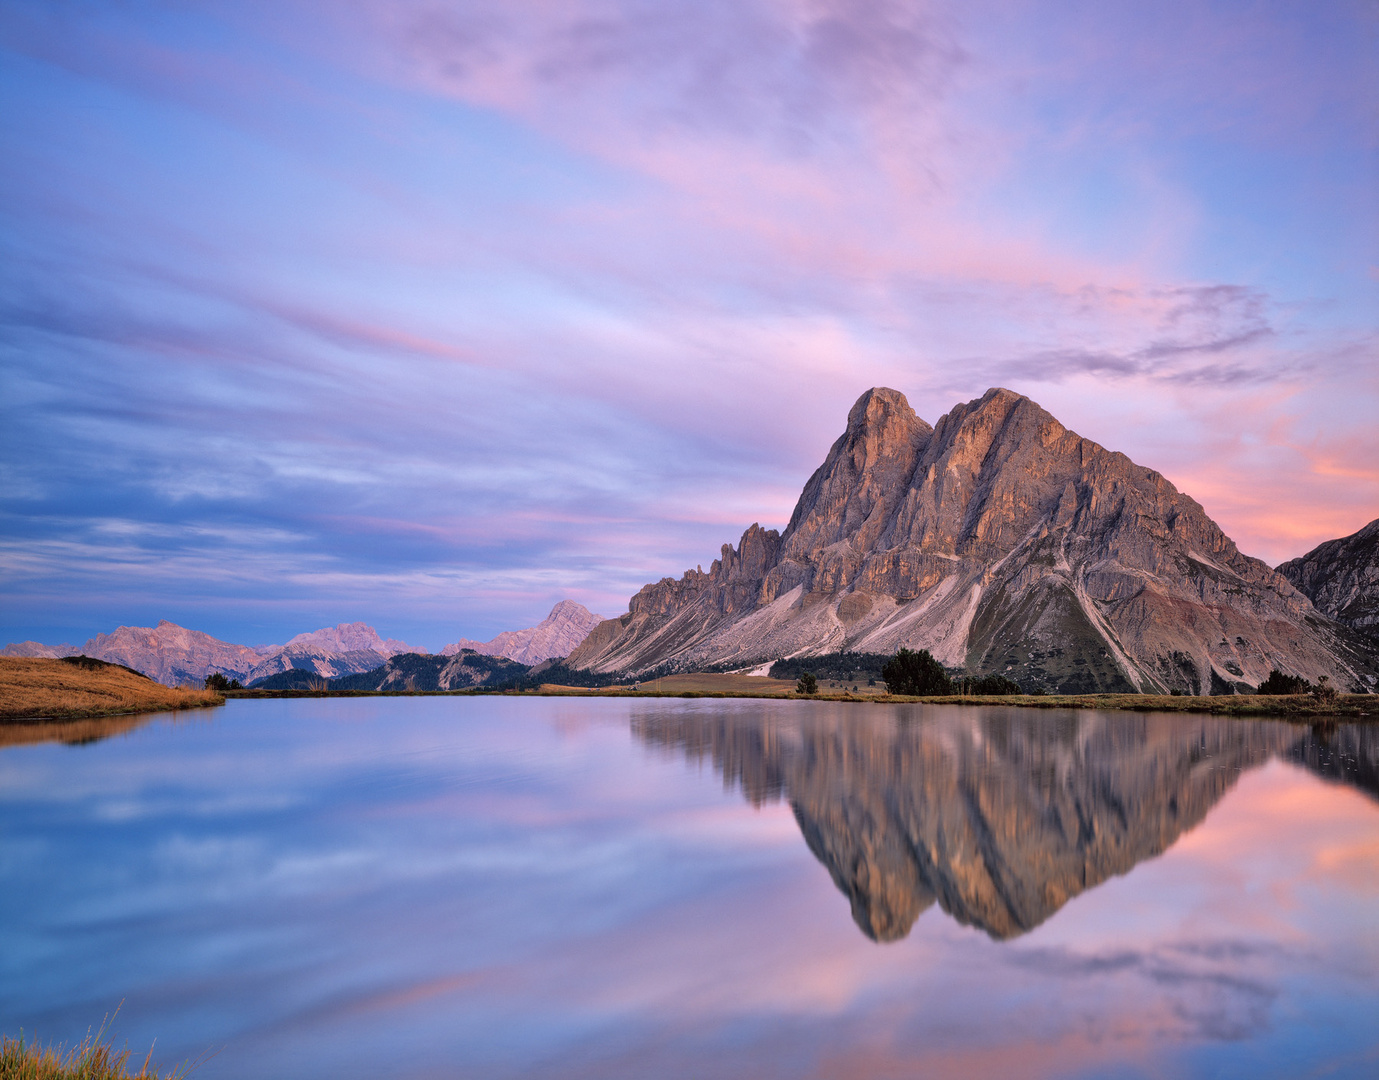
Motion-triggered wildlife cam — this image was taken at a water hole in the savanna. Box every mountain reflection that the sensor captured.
[632,705,1379,942]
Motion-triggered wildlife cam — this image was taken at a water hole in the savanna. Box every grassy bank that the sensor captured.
[228,677,1375,718]
[0,658,223,722]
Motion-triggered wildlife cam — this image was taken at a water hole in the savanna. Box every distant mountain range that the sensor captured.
[2,602,604,687]
[570,387,1379,693]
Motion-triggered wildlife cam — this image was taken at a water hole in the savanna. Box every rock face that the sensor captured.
[571,388,1378,692]
[633,706,1379,941]
[1277,518,1379,636]
[441,600,605,665]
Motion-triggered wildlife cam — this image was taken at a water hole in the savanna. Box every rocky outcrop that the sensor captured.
[633,706,1379,941]
[1277,518,1379,636]
[571,388,1379,693]
[441,600,605,664]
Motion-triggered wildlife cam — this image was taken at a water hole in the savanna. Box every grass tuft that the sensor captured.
[0,1013,194,1080]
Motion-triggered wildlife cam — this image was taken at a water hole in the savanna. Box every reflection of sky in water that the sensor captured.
[0,698,1375,1079]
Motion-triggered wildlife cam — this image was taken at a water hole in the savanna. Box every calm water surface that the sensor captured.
[1,698,1377,1079]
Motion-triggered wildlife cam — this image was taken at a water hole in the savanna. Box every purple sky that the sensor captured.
[2,0,1376,650]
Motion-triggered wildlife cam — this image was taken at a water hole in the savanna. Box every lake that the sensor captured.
[1,697,1377,1079]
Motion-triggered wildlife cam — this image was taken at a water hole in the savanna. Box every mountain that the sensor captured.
[1277,518,1379,636]
[441,600,605,665]
[244,622,420,685]
[283,622,415,655]
[3,620,424,687]
[570,387,1378,693]
[0,641,78,658]
[328,651,530,692]
[244,647,409,686]
[78,621,276,686]
[633,707,1379,941]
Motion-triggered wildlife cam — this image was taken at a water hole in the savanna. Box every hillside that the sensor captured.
[0,656,223,720]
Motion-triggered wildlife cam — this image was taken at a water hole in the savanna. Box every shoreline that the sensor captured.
[223,686,1377,719]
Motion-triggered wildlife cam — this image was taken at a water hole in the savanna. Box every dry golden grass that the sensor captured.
[0,658,223,721]
[0,1014,193,1080]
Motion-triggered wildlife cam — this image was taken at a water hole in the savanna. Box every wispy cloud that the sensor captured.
[0,0,1374,642]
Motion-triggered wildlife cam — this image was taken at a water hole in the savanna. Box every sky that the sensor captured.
[1,0,1376,651]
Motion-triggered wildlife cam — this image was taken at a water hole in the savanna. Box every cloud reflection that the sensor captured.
[1,699,1377,1079]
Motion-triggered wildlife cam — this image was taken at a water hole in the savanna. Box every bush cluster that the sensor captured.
[881,648,953,696]
[952,673,1024,695]
[1255,669,1311,695]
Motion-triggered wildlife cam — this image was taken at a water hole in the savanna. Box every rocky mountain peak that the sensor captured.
[569,386,1377,693]
[781,387,932,559]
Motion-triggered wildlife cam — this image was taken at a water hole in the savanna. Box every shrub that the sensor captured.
[1256,669,1312,695]
[1311,675,1338,705]
[796,672,818,695]
[881,648,953,696]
